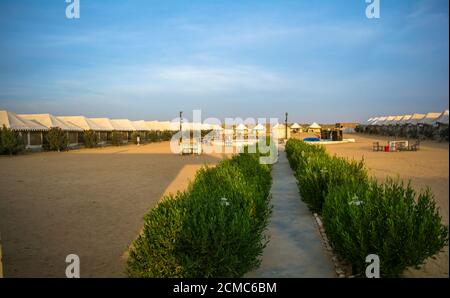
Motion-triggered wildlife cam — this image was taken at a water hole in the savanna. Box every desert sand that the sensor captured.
[321,133,449,278]
[0,142,229,277]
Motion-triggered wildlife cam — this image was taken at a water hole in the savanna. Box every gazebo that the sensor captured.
[308,122,321,134]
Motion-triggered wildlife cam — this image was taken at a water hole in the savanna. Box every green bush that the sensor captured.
[286,139,367,213]
[323,178,448,277]
[439,126,449,141]
[127,152,272,277]
[0,125,25,155]
[111,131,123,146]
[43,127,68,151]
[286,138,448,277]
[82,130,98,148]
[147,131,159,142]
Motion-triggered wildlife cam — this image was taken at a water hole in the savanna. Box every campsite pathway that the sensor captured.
[247,146,335,277]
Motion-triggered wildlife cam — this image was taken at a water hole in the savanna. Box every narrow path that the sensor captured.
[247,147,335,277]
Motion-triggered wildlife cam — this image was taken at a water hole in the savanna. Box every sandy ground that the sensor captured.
[0,142,230,277]
[318,133,449,278]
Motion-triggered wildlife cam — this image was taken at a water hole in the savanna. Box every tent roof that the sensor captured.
[131,120,150,131]
[253,123,266,131]
[236,123,248,130]
[58,116,110,131]
[0,110,48,131]
[309,122,321,129]
[418,112,442,125]
[290,123,301,129]
[380,116,396,125]
[89,118,115,130]
[110,119,136,131]
[434,110,449,125]
[406,113,426,125]
[396,115,412,125]
[371,116,387,125]
[144,121,160,131]
[19,113,83,131]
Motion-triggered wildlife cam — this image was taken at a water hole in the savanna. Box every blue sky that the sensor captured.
[0,0,448,123]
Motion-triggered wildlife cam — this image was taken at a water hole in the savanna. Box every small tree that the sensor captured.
[0,125,25,155]
[82,130,98,148]
[44,127,68,152]
[111,131,123,146]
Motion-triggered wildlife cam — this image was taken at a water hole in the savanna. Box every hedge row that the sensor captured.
[127,152,272,277]
[285,138,448,277]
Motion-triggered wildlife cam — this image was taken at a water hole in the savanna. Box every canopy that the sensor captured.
[290,123,301,129]
[58,116,110,131]
[89,118,115,130]
[0,110,48,131]
[309,122,321,129]
[19,114,83,132]
[418,112,442,125]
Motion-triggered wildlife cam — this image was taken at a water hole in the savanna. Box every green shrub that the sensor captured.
[111,131,123,146]
[161,130,175,141]
[43,127,68,151]
[127,152,272,277]
[286,139,367,213]
[82,130,98,148]
[439,126,449,141]
[286,138,448,277]
[323,178,449,277]
[0,125,25,155]
[147,131,159,142]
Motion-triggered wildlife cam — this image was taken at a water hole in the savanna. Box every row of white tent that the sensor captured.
[0,110,227,133]
[364,110,449,126]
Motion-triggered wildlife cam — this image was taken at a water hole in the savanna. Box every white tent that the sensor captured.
[1,110,48,149]
[309,122,321,129]
[90,118,116,131]
[418,112,442,125]
[20,113,82,147]
[1,110,48,131]
[58,116,110,131]
[110,119,136,131]
[144,121,160,131]
[433,110,449,125]
[290,123,301,129]
[371,116,387,125]
[380,116,396,126]
[131,120,151,131]
[406,113,426,125]
[397,115,412,125]
[236,123,248,131]
[20,114,83,132]
[253,123,266,131]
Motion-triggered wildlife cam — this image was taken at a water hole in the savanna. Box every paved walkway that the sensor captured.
[247,147,335,277]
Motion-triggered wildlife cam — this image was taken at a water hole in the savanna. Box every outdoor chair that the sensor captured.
[372,142,382,152]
